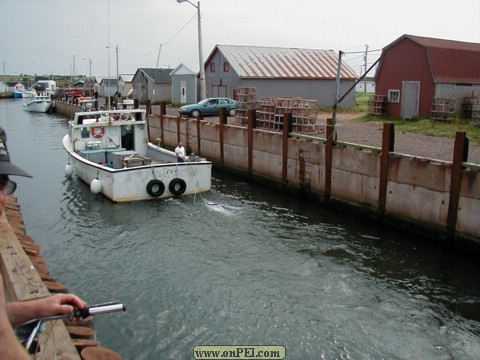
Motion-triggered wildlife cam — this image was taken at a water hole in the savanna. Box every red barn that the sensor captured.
[374,34,480,120]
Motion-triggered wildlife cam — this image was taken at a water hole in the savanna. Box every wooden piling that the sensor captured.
[447,131,469,239]
[247,109,256,174]
[325,118,334,203]
[282,113,292,183]
[378,122,395,214]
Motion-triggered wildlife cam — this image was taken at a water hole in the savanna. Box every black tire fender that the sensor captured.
[146,179,165,197]
[169,178,187,196]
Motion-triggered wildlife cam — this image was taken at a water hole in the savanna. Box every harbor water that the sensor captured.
[1,98,480,359]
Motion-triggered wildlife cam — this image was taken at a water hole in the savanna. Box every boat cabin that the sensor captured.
[68,108,151,168]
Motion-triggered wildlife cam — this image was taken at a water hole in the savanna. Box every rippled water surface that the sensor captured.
[2,98,480,359]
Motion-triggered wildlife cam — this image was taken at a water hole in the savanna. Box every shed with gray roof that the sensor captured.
[132,68,174,103]
[204,45,358,108]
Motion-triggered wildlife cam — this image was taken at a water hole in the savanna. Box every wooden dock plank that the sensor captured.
[0,212,82,359]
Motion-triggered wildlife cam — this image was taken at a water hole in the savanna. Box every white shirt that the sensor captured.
[175,145,185,159]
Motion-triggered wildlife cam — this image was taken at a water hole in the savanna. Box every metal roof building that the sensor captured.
[132,68,174,103]
[204,45,358,107]
[374,34,480,119]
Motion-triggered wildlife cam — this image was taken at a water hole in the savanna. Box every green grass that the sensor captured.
[350,93,480,145]
[354,92,372,112]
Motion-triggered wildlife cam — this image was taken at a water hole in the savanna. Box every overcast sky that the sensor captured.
[2,0,479,79]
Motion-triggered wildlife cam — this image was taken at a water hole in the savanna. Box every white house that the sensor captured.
[0,81,9,93]
[99,78,118,97]
[118,74,134,97]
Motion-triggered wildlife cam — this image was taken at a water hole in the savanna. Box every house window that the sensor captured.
[388,89,400,103]
[210,63,216,73]
[223,62,230,72]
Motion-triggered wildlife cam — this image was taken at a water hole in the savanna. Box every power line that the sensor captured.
[120,13,196,59]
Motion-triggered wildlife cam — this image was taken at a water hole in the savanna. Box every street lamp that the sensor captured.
[177,0,206,100]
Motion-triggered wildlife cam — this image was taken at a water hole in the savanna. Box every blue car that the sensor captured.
[179,97,237,117]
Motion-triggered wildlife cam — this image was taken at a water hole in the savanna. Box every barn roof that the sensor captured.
[119,74,134,82]
[170,63,196,76]
[136,68,174,83]
[206,45,358,80]
[382,34,480,83]
[99,78,117,86]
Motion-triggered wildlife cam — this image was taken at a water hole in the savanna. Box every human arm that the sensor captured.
[0,273,30,359]
[6,293,87,327]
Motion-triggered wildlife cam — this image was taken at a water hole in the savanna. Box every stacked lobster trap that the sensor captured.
[233,88,322,134]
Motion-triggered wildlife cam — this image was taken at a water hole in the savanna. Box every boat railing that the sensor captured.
[73,109,146,126]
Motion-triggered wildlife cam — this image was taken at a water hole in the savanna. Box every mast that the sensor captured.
[107,1,111,109]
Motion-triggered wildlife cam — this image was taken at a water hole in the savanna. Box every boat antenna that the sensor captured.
[107,1,111,110]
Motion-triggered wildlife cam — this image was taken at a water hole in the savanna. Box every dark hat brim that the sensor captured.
[0,161,32,178]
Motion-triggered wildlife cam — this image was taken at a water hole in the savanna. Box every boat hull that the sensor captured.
[24,93,53,113]
[63,135,212,202]
[24,101,52,113]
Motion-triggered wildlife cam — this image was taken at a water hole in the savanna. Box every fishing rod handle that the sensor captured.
[74,303,126,318]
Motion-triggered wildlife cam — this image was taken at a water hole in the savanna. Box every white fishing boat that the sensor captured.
[63,108,212,202]
[23,93,53,113]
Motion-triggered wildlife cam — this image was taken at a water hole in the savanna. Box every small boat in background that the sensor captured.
[23,93,53,113]
[13,83,25,98]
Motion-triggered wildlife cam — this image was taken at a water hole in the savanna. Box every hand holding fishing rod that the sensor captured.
[16,300,126,353]
[17,300,126,327]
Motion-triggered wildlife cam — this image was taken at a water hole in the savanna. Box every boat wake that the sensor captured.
[203,200,241,216]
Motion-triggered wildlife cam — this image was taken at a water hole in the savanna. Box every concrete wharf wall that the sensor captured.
[54,101,480,251]
[149,109,480,251]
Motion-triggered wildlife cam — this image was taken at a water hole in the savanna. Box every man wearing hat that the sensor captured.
[0,127,86,357]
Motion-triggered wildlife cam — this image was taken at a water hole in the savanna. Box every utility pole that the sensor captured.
[197,1,206,99]
[107,1,111,109]
[177,0,206,100]
[364,44,369,93]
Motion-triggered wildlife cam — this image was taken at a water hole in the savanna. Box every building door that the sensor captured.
[180,81,187,104]
[401,81,420,119]
[212,84,227,97]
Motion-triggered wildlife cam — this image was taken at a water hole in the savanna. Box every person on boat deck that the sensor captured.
[0,127,86,359]
[175,141,186,162]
